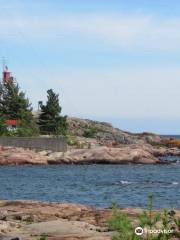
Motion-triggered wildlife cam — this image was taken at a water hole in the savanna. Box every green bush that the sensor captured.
[16,120,39,137]
[66,135,86,149]
[38,235,48,240]
[83,127,97,138]
[109,194,180,240]
[66,135,79,146]
[0,117,8,136]
[109,202,140,240]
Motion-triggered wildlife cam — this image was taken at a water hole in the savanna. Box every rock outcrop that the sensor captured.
[67,117,160,145]
[47,145,160,164]
[0,200,114,240]
[0,143,180,165]
[0,200,179,240]
[0,117,180,165]
[0,146,48,165]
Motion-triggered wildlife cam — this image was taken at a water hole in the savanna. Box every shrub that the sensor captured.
[83,127,97,138]
[109,203,139,240]
[38,235,48,240]
[66,135,84,148]
[109,194,180,240]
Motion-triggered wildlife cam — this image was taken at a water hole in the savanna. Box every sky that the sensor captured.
[0,0,180,134]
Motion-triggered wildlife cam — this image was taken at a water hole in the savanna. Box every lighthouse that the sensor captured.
[2,66,13,83]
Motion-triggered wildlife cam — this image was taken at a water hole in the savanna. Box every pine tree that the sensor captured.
[0,79,32,121]
[38,89,67,135]
[0,79,38,136]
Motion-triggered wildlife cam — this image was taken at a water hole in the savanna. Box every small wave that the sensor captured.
[114,180,179,186]
[112,180,133,186]
[120,180,132,185]
[172,182,178,185]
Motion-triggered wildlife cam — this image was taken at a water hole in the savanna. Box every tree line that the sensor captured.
[0,78,67,136]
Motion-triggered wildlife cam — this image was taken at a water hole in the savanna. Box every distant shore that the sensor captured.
[1,117,180,166]
[0,143,180,166]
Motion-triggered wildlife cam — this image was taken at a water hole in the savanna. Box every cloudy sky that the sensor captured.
[1,0,180,134]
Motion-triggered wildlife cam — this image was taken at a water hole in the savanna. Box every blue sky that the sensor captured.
[1,0,180,134]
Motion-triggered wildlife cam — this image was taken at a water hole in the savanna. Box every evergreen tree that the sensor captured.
[0,79,32,121]
[0,79,38,136]
[0,116,8,136]
[38,89,67,135]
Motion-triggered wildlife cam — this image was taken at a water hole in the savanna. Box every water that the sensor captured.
[162,135,180,139]
[0,163,179,209]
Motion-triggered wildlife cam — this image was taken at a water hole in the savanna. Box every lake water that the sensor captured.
[0,163,179,209]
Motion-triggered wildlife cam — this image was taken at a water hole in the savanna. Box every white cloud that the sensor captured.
[1,12,180,51]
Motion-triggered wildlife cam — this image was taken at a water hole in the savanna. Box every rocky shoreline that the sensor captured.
[0,200,179,240]
[0,119,179,239]
[0,143,180,166]
[0,117,180,165]
[0,200,113,240]
[47,144,180,165]
[0,144,180,165]
[0,200,116,240]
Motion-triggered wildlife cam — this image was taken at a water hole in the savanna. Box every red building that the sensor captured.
[5,120,18,130]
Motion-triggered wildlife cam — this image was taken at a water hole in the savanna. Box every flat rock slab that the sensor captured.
[48,236,111,240]
[47,145,160,164]
[24,220,112,239]
[0,201,180,240]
